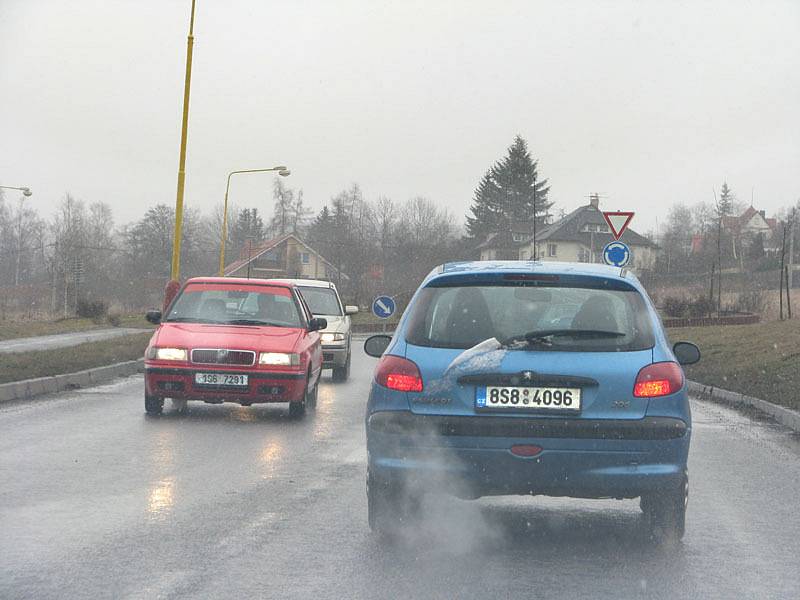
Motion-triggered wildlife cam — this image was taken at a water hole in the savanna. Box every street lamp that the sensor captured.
[0,185,33,285]
[218,166,291,275]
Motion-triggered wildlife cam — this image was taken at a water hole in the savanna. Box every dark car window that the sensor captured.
[165,283,303,327]
[405,284,655,351]
[297,287,342,316]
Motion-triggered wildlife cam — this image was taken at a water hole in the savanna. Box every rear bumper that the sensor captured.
[366,411,690,499]
[322,345,348,368]
[144,366,306,404]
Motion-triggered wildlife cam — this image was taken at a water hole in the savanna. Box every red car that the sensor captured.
[143,277,325,417]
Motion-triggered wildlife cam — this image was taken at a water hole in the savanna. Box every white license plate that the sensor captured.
[194,373,249,387]
[477,386,581,411]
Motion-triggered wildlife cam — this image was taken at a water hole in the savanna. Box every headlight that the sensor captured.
[149,347,187,361]
[259,352,300,366]
[321,332,346,343]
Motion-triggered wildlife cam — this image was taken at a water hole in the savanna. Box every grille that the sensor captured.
[191,348,255,366]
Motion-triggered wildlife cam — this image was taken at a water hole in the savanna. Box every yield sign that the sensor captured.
[602,211,635,240]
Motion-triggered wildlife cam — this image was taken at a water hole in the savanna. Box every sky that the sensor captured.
[1,0,799,236]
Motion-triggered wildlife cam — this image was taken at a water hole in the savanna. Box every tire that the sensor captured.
[306,375,318,410]
[642,473,688,545]
[367,471,420,537]
[289,372,314,418]
[288,398,306,418]
[145,393,164,416]
[332,349,351,382]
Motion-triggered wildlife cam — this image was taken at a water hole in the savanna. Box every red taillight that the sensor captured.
[633,362,684,398]
[510,444,543,457]
[375,355,423,392]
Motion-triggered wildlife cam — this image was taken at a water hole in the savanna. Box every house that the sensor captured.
[223,233,341,280]
[722,206,777,239]
[691,205,779,255]
[519,195,657,271]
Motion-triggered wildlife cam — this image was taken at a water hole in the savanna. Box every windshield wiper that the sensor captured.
[226,319,287,327]
[501,329,625,347]
[163,317,217,323]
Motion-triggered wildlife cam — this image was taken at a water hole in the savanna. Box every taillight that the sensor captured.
[633,362,684,397]
[375,355,423,392]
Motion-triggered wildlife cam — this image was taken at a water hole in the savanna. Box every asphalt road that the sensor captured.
[0,328,150,354]
[1,351,799,600]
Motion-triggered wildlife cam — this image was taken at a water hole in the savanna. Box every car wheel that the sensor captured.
[332,348,351,382]
[642,473,688,544]
[367,471,420,538]
[306,376,318,410]
[289,375,311,418]
[145,393,164,416]
[288,397,306,418]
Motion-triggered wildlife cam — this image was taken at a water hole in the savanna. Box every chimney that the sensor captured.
[589,193,599,209]
[759,210,765,219]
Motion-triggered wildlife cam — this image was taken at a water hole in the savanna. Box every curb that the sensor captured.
[688,380,800,433]
[0,359,144,404]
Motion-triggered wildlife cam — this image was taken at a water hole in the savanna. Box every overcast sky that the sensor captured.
[1,0,798,235]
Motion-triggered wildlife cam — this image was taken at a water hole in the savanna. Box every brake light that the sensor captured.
[633,362,684,397]
[375,355,424,392]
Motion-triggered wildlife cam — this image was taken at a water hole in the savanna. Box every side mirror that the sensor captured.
[145,310,162,325]
[345,305,359,315]
[673,341,700,365]
[364,334,392,358]
[309,317,328,332]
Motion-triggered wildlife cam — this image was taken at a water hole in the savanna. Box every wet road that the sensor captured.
[1,351,799,599]
[0,328,149,354]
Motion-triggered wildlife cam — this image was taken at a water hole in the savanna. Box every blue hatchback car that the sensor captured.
[364,261,700,542]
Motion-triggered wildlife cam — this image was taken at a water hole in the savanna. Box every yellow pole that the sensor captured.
[170,0,196,281]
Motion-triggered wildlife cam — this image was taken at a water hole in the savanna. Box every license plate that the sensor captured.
[476,386,581,411]
[194,373,249,387]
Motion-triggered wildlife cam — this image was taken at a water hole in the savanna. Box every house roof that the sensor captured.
[534,203,657,248]
[223,233,338,277]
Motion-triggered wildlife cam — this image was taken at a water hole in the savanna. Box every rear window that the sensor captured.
[298,286,342,316]
[405,283,655,351]
[165,283,303,327]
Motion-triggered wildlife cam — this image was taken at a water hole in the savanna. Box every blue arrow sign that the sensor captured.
[372,295,396,319]
[603,241,631,267]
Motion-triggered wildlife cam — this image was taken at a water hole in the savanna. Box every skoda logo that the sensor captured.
[217,349,229,360]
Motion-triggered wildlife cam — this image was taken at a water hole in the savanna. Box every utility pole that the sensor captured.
[532,171,537,260]
[788,208,795,290]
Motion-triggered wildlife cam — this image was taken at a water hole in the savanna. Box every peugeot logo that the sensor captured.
[522,371,534,381]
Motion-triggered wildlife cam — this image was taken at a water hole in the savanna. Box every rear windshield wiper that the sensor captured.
[501,329,625,347]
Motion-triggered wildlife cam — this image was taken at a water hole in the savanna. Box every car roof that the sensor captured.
[425,260,633,285]
[184,276,296,289]
[268,278,336,289]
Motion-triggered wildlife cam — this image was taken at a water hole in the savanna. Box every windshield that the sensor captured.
[165,283,302,327]
[298,286,342,316]
[406,284,654,351]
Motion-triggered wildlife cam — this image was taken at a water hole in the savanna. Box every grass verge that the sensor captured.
[0,332,153,384]
[0,314,152,341]
[668,319,800,411]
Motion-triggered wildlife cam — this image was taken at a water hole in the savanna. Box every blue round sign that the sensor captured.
[603,241,631,267]
[372,295,396,319]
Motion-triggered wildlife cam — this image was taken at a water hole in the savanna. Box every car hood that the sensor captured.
[155,322,304,353]
[320,315,348,334]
